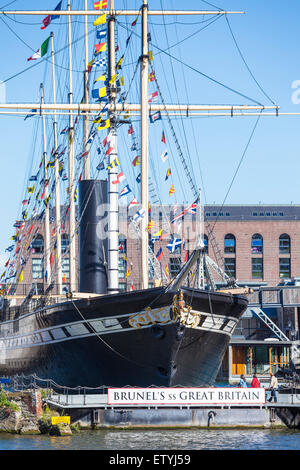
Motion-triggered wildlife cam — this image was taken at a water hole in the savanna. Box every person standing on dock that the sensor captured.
[239,374,248,387]
[251,374,260,388]
[268,373,278,402]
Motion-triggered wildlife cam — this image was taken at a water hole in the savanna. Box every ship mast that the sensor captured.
[140,0,149,289]
[107,0,119,293]
[83,0,90,180]
[67,0,76,292]
[40,84,51,286]
[50,32,63,295]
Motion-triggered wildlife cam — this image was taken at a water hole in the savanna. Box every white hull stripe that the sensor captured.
[0,307,238,355]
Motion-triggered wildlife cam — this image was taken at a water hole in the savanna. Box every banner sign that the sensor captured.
[107,388,266,406]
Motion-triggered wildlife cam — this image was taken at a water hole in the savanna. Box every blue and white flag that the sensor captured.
[96,162,105,171]
[133,209,146,222]
[166,238,184,253]
[149,111,161,123]
[86,130,97,145]
[119,184,132,198]
[136,173,141,184]
[94,57,107,67]
[97,29,107,40]
[160,150,168,163]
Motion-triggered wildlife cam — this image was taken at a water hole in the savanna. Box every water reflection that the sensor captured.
[0,429,300,450]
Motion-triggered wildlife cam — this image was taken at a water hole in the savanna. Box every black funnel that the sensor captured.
[78,179,108,294]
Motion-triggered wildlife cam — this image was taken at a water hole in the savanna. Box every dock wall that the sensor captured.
[67,407,283,429]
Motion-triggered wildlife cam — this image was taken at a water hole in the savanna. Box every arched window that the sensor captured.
[251,234,263,254]
[61,234,70,253]
[279,234,290,254]
[224,234,236,254]
[31,234,44,254]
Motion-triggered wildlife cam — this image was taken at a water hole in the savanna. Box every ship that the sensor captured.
[0,0,271,390]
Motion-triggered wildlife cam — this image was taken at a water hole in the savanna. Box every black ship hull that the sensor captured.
[0,287,248,388]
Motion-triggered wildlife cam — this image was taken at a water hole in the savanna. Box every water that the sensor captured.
[0,428,300,450]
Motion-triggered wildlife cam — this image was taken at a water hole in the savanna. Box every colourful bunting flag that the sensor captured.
[41,1,62,30]
[116,55,124,70]
[27,36,50,61]
[161,150,168,162]
[128,197,138,208]
[162,131,166,144]
[166,238,183,253]
[119,185,131,197]
[95,42,107,53]
[112,172,125,185]
[107,157,120,170]
[93,14,107,26]
[133,209,146,222]
[94,0,108,9]
[149,111,161,123]
[156,247,163,262]
[169,184,175,196]
[132,156,140,167]
[148,71,155,82]
[97,118,110,130]
[165,168,171,180]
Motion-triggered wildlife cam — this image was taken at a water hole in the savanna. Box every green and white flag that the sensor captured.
[27,37,50,61]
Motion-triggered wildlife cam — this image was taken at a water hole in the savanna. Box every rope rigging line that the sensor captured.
[116,17,265,107]
[225,14,276,106]
[209,110,263,235]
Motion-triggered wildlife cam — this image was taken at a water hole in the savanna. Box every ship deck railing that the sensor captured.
[45,391,300,410]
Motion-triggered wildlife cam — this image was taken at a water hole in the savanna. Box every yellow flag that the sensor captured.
[148,50,154,61]
[126,268,130,278]
[18,270,23,283]
[93,13,106,26]
[93,113,103,123]
[97,118,110,130]
[169,184,175,196]
[109,74,118,85]
[95,75,106,82]
[165,265,169,277]
[116,56,124,70]
[98,86,107,98]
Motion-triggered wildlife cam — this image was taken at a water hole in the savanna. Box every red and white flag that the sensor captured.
[112,172,125,185]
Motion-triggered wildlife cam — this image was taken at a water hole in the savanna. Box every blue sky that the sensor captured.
[0,0,300,269]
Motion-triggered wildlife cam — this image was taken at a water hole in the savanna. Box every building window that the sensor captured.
[252,258,263,279]
[32,258,43,279]
[279,234,290,254]
[31,234,44,254]
[251,234,263,254]
[224,234,236,254]
[169,258,181,277]
[61,234,69,253]
[279,258,291,278]
[62,258,70,280]
[203,234,208,254]
[118,258,127,279]
[118,234,127,254]
[224,258,236,278]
